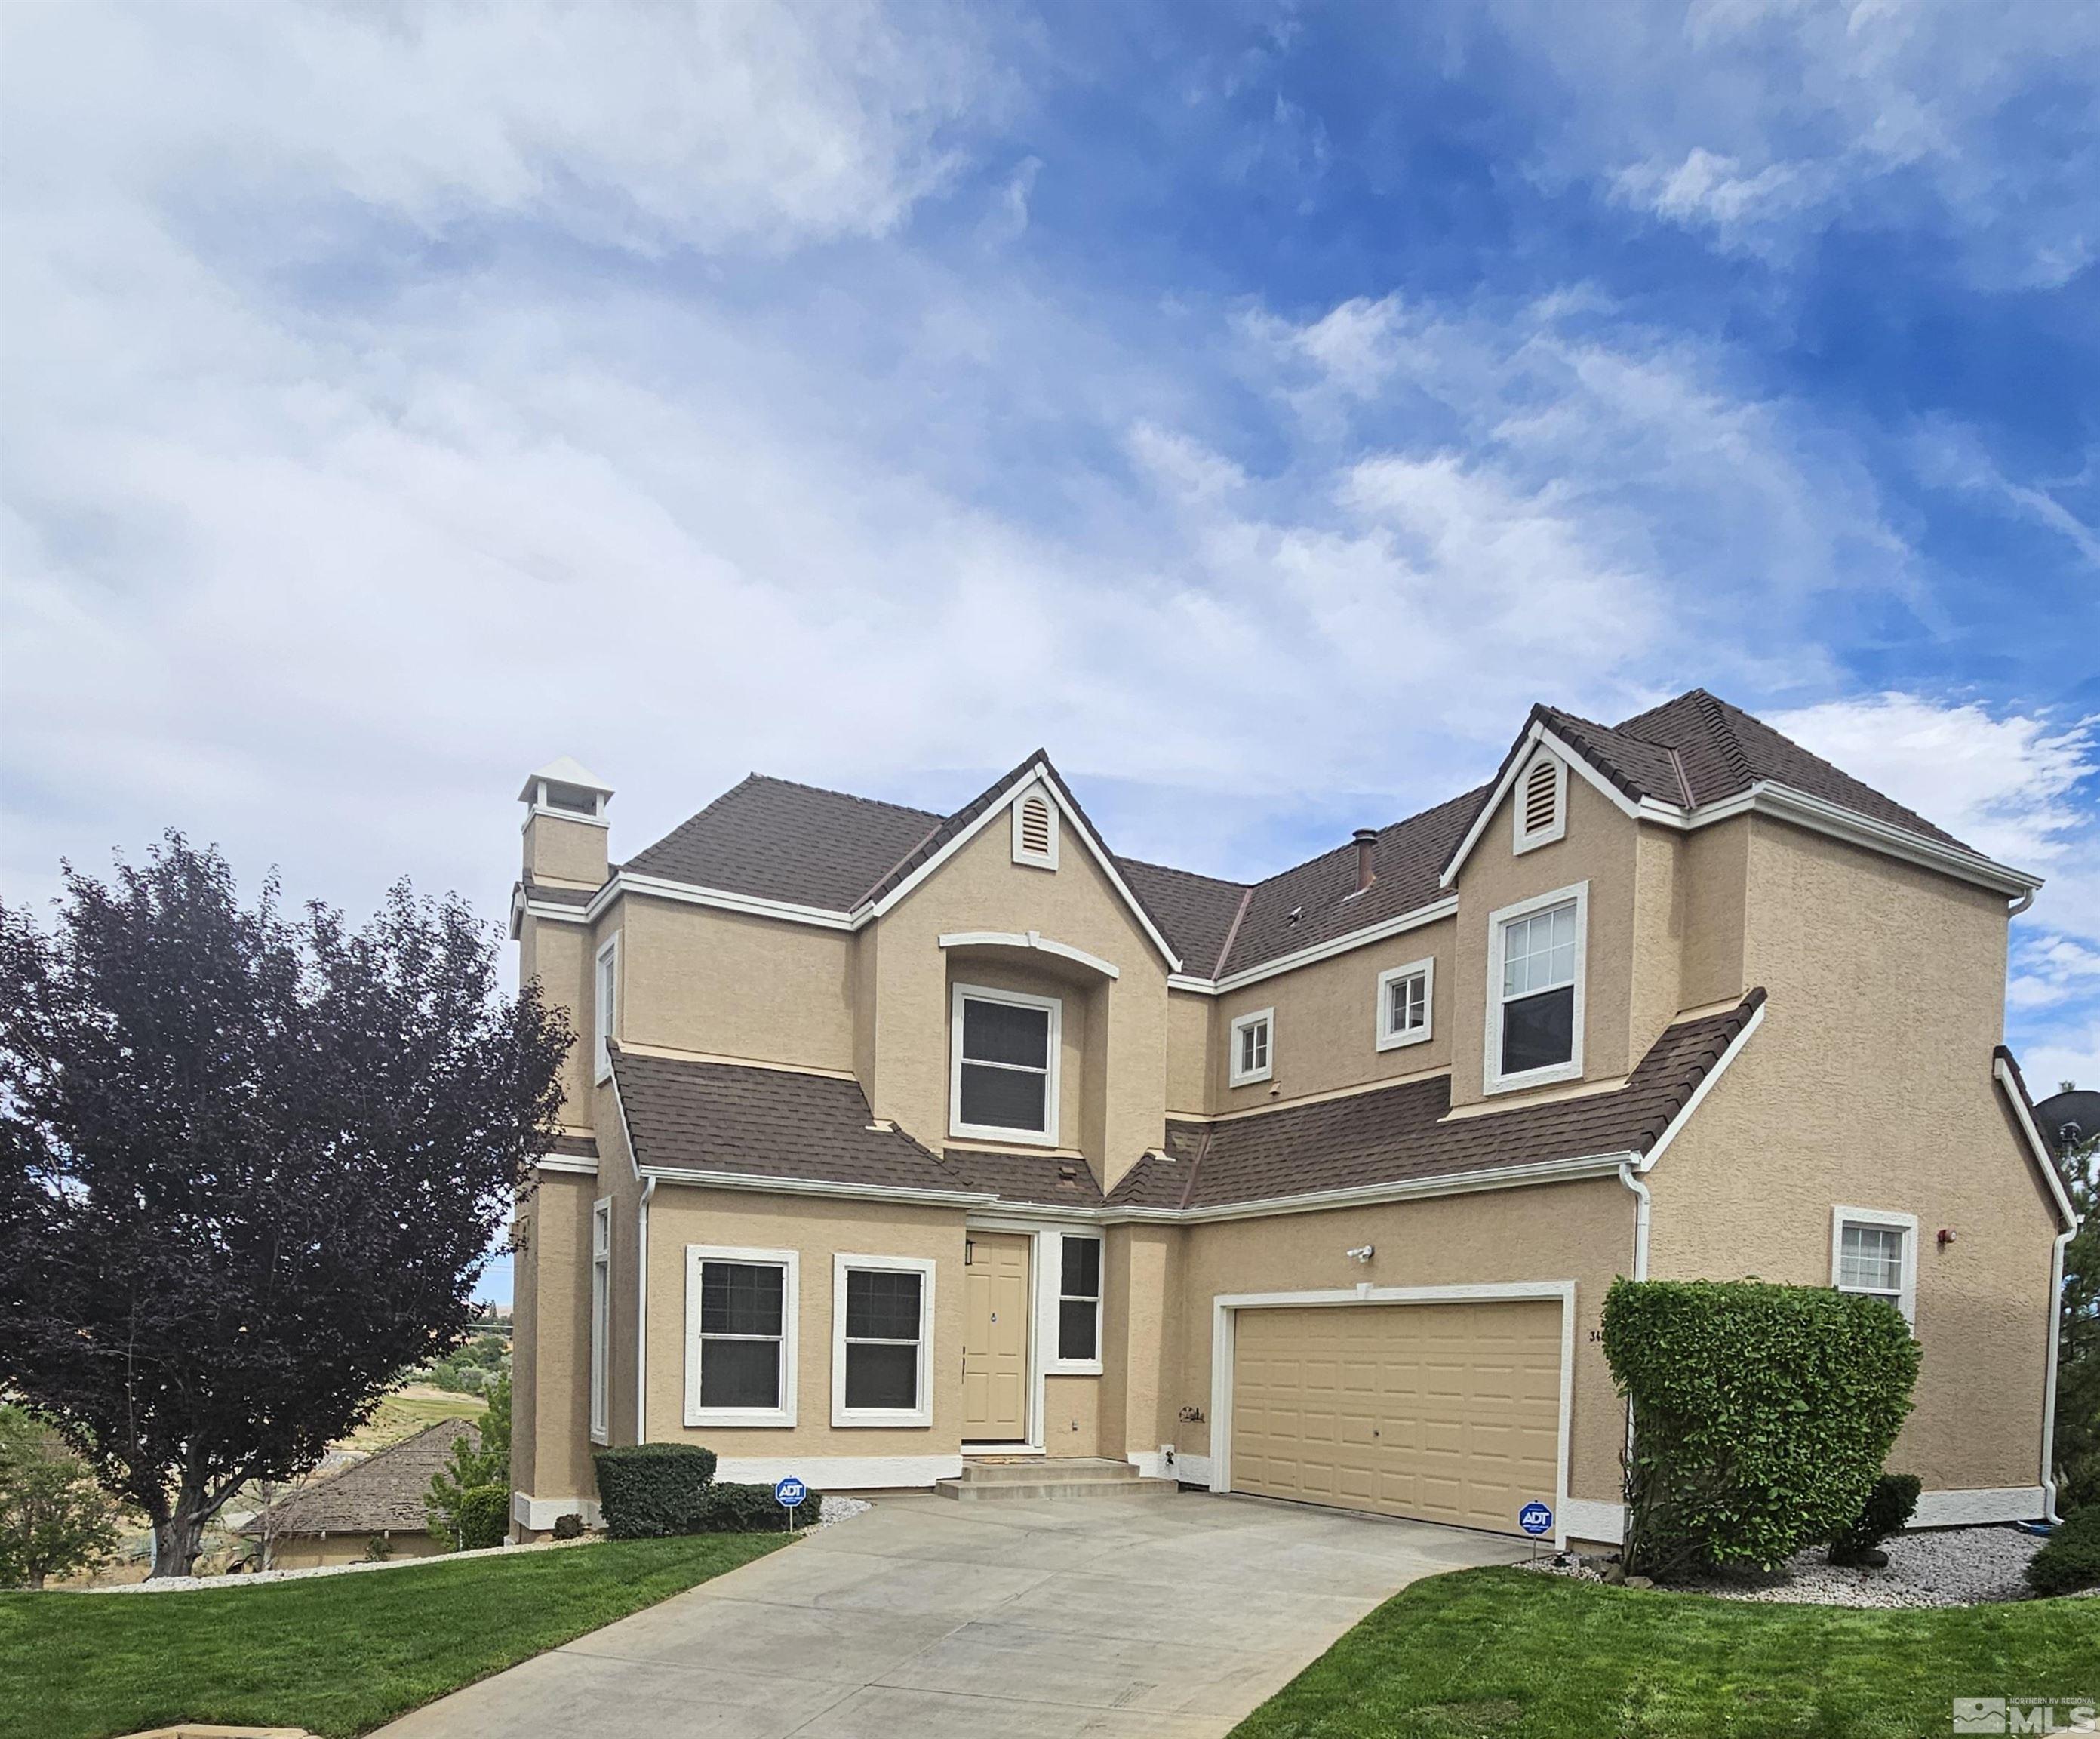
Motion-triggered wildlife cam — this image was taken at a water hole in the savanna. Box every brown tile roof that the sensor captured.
[940,1149,1105,1208]
[548,1132,598,1160]
[521,877,595,910]
[610,1046,967,1194]
[247,1419,476,1538]
[623,774,942,910]
[598,690,1980,983]
[1219,786,1484,978]
[1106,993,1764,1212]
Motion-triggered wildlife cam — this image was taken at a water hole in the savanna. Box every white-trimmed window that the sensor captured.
[589,1198,611,1445]
[1011,786,1059,870]
[1056,1234,1102,1365]
[1831,1208,1917,1325]
[684,1245,798,1427]
[1376,958,1434,1051]
[1513,750,1567,854]
[951,983,1061,1145]
[1484,883,1587,1093]
[1229,1008,1274,1086]
[593,934,620,1083]
[832,1254,934,1427]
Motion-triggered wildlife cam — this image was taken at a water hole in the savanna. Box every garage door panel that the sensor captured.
[1230,1300,1560,1537]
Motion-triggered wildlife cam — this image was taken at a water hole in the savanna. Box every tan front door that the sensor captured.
[962,1232,1031,1442]
[1229,1300,1561,1537]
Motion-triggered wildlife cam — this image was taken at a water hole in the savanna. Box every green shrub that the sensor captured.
[456,1484,509,1551]
[1828,1472,1921,1564]
[1601,1278,1920,1579]
[592,1443,719,1538]
[551,1512,586,1540]
[2028,1505,2100,1595]
[688,1482,826,1532]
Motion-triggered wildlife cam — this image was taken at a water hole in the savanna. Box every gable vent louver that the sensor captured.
[1514,751,1567,853]
[1523,760,1557,833]
[1012,789,1058,868]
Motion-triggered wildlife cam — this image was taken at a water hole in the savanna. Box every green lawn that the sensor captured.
[0,1533,790,1739]
[1231,1567,2100,1739]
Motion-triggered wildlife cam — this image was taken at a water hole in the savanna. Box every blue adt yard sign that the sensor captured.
[775,1476,807,1509]
[1518,1501,1554,1537]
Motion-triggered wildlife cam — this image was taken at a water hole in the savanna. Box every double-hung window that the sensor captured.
[951,984,1060,1145]
[1229,1008,1274,1086]
[1056,1235,1102,1365]
[1831,1208,1917,1324]
[1376,958,1434,1051]
[589,1199,611,1445]
[1485,884,1586,1092]
[684,1246,798,1427]
[832,1254,933,1426]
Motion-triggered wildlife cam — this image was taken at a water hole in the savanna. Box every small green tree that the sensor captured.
[0,1406,121,1590]
[2052,1091,2099,1513]
[427,1373,510,1547]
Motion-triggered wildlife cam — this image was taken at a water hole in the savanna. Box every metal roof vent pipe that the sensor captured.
[1352,828,1378,894]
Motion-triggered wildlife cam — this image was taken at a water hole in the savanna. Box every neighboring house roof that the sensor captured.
[583,689,1995,986]
[246,1419,476,1539]
[610,1045,967,1195]
[1106,992,1766,1212]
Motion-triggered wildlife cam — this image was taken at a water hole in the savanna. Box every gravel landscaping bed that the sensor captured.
[1527,1525,2052,1608]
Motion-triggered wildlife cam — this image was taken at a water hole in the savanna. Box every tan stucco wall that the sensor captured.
[620,897,855,1073]
[1450,770,1640,1108]
[524,811,609,888]
[1169,1177,1636,1505]
[264,1530,447,1570]
[1676,817,1750,1010]
[1648,819,2059,1492]
[862,816,1173,1190]
[520,915,595,1125]
[512,1171,599,1507]
[1044,1374,1102,1457]
[640,1185,970,1460]
[1210,916,1459,1114]
[1164,990,1210,1116]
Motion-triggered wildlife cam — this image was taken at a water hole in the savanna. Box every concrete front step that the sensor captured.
[935,1457,1179,1502]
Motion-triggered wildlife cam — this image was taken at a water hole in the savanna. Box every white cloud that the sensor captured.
[1769,693,2096,870]
[1504,0,2100,282]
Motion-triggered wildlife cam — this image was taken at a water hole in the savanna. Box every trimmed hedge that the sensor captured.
[690,1482,826,1533]
[2028,1505,2100,1596]
[456,1484,509,1552]
[1828,1473,1921,1565]
[592,1444,719,1539]
[1601,1278,1920,1578]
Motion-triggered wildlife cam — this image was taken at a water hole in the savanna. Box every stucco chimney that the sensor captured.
[519,756,614,889]
[1352,827,1378,893]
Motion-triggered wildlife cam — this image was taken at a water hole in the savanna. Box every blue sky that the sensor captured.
[2,3,2095,1307]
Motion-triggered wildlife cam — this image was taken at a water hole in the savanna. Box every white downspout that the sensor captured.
[2043,1221,2074,1523]
[1618,1161,1651,1282]
[635,1176,656,1445]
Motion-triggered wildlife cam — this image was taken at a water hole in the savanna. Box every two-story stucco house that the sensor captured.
[506,690,2075,1549]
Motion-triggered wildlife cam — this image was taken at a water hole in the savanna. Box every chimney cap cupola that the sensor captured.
[519,756,614,820]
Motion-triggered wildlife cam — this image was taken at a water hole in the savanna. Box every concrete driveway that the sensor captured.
[376,1491,1527,1738]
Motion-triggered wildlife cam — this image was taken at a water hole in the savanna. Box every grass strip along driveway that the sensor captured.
[1231,1565,2100,1739]
[0,1533,790,1739]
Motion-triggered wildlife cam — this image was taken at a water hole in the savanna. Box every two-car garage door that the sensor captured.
[1228,1299,1562,1537]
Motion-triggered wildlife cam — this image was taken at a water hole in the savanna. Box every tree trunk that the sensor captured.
[148,1491,211,1579]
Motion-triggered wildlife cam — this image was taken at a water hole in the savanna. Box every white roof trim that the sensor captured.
[938,930,1121,980]
[586,871,855,931]
[853,761,1183,971]
[1438,719,2040,901]
[1994,1056,2080,1231]
[534,1155,599,1177]
[637,1165,996,1209]
[1635,998,1766,1171]
[1167,894,1459,996]
[1105,1149,1636,1224]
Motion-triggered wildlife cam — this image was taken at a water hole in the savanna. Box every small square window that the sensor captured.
[1376,958,1434,1051]
[1229,1008,1273,1086]
[1831,1209,1916,1325]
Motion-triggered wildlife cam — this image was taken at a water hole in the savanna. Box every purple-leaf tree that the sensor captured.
[0,834,570,1576]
